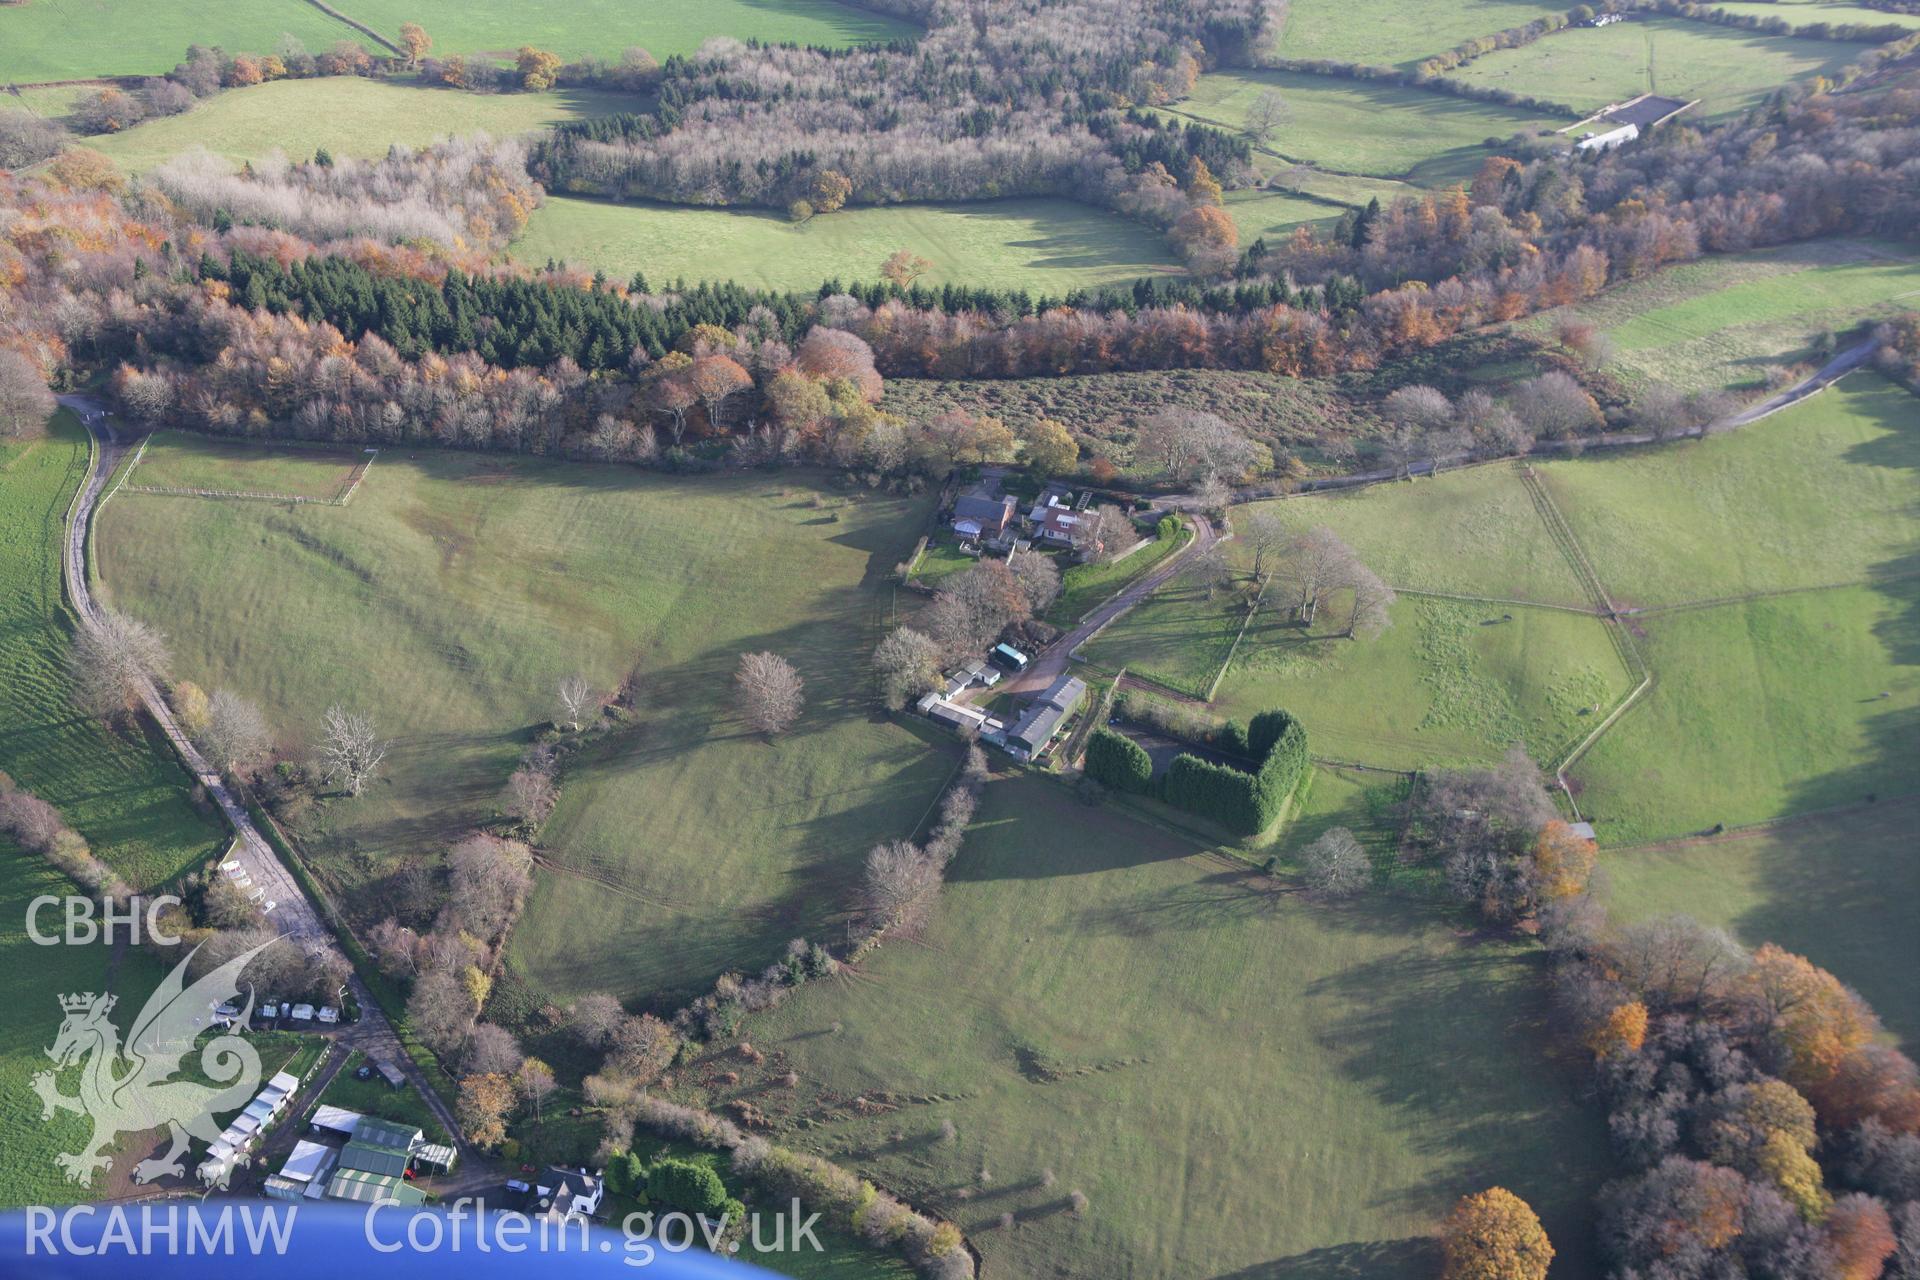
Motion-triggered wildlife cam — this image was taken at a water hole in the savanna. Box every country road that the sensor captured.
[55,395,470,1161]
[1001,513,1217,698]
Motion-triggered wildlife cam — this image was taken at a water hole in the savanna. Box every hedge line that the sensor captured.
[1085,728,1154,793]
[1161,709,1309,835]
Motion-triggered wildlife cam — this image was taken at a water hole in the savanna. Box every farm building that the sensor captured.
[194,1070,302,1186]
[916,692,1004,737]
[370,1058,406,1089]
[1006,674,1087,761]
[338,1116,423,1180]
[309,1105,363,1140]
[1586,11,1625,26]
[1577,123,1638,152]
[266,1140,339,1201]
[990,643,1029,672]
[326,1167,426,1206]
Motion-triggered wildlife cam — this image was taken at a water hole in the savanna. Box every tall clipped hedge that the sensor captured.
[1085,728,1154,793]
[1165,709,1309,835]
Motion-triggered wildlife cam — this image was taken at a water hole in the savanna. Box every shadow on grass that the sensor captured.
[1211,1237,1437,1280]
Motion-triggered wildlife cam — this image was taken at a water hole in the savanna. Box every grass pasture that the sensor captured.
[1214,597,1632,769]
[0,415,225,889]
[0,415,224,1207]
[330,0,916,65]
[1524,239,1920,395]
[1221,186,1344,243]
[1537,374,1920,607]
[1444,18,1872,118]
[0,0,376,83]
[95,448,948,1006]
[513,195,1181,295]
[126,431,371,501]
[85,80,631,174]
[1177,70,1554,182]
[725,775,1610,1279]
[1567,585,1919,844]
[1270,0,1573,70]
[1706,1,1920,28]
[1603,802,1920,1051]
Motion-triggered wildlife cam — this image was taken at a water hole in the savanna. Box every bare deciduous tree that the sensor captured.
[445,834,533,945]
[862,839,943,936]
[1341,562,1396,640]
[609,1012,677,1083]
[1241,510,1287,583]
[517,1057,556,1122]
[465,1022,525,1077]
[556,674,595,731]
[200,689,272,774]
[69,609,171,719]
[405,968,476,1057]
[1244,90,1288,143]
[873,627,943,711]
[1009,549,1062,615]
[318,705,387,796]
[1274,526,1354,627]
[1074,504,1140,565]
[0,350,55,440]
[1135,410,1263,483]
[1187,542,1232,599]
[1512,371,1603,439]
[1303,827,1370,897]
[1383,384,1453,433]
[570,993,627,1048]
[735,651,805,736]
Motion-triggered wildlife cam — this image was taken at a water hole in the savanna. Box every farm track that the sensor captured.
[56,396,468,1161]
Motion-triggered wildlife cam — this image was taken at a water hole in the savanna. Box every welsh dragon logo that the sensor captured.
[33,940,273,1188]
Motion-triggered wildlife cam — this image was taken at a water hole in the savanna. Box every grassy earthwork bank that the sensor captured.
[95,436,953,1006]
[513,195,1184,295]
[1443,18,1873,117]
[1524,238,1920,396]
[709,774,1611,1279]
[1176,70,1555,183]
[83,79,634,174]
[125,429,371,499]
[0,414,225,1206]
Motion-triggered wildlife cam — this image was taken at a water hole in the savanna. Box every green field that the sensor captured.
[0,0,376,83]
[1537,374,1920,607]
[96,447,950,1005]
[1270,0,1572,70]
[127,431,370,500]
[1214,597,1632,769]
[1568,585,1918,843]
[723,775,1610,1279]
[1604,803,1920,1052]
[1178,70,1554,182]
[0,416,224,1206]
[331,0,916,64]
[514,195,1182,294]
[1240,468,1594,607]
[0,416,224,889]
[85,79,630,173]
[1445,18,1872,118]
[1221,186,1344,242]
[1707,1,1920,29]
[1525,239,1920,395]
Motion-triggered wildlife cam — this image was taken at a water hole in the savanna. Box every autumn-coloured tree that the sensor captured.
[688,354,752,428]
[1755,1128,1829,1220]
[1185,157,1224,206]
[516,46,562,91]
[1587,1001,1649,1060]
[457,1072,515,1148]
[1172,204,1238,258]
[1825,1194,1896,1280]
[881,249,933,288]
[1742,944,1873,1104]
[0,350,54,440]
[1441,1187,1554,1280]
[399,22,432,66]
[1531,820,1596,904]
[809,169,852,214]
[1019,417,1078,478]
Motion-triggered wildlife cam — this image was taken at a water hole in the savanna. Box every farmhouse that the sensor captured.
[1005,673,1087,761]
[952,487,1016,539]
[508,1167,606,1223]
